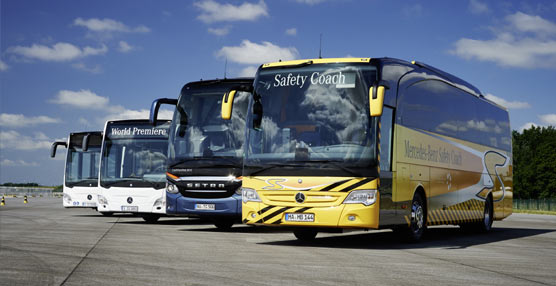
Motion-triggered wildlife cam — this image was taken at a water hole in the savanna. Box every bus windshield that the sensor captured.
[100,122,169,189]
[65,133,102,187]
[66,147,100,187]
[168,88,249,169]
[245,64,378,177]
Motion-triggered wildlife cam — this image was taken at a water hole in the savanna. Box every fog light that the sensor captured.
[348,215,356,221]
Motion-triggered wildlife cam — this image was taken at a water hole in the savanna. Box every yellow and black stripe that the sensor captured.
[427,199,485,225]
[315,178,374,192]
[244,205,314,225]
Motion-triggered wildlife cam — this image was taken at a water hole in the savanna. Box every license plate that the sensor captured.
[82,202,96,207]
[195,204,215,210]
[285,213,315,222]
[121,206,138,212]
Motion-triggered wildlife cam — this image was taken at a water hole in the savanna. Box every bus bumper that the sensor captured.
[166,193,241,217]
[242,202,379,229]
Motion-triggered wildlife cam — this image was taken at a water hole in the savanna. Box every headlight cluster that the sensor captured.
[166,183,179,194]
[242,187,261,203]
[343,189,377,206]
[153,197,164,207]
[63,193,72,203]
[97,195,108,205]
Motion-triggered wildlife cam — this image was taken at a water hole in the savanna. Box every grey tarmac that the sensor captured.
[1,197,555,286]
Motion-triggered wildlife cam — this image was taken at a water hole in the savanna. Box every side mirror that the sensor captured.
[50,141,67,158]
[221,90,236,120]
[82,134,90,151]
[369,81,389,117]
[150,98,178,125]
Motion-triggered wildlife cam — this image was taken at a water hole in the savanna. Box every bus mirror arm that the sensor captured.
[369,81,389,117]
[50,141,67,158]
[221,85,253,120]
[82,134,90,152]
[150,98,178,126]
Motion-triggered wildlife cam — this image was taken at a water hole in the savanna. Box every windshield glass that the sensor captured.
[100,122,169,189]
[65,147,101,187]
[65,133,102,187]
[245,64,378,176]
[168,87,249,168]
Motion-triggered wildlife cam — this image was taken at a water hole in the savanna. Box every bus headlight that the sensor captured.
[242,188,261,203]
[63,193,72,204]
[343,189,377,206]
[98,195,108,205]
[166,183,179,194]
[153,197,164,207]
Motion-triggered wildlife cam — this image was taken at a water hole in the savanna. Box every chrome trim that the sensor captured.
[173,176,239,182]
[184,189,228,193]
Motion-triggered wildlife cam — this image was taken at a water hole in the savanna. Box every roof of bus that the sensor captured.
[261,58,371,68]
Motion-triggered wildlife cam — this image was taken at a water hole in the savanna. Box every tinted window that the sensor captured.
[400,79,510,151]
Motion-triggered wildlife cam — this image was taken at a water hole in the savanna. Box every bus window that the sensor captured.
[380,107,393,172]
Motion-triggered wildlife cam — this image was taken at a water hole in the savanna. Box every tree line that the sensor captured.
[513,126,556,199]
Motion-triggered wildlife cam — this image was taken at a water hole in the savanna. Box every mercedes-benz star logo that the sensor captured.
[127,197,133,204]
[87,195,92,200]
[295,192,306,203]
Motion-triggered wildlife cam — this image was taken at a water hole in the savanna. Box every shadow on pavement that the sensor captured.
[259,226,555,249]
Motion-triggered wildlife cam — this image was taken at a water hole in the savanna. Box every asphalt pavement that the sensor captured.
[1,197,555,286]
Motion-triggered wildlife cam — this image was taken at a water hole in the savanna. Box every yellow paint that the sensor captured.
[369,86,385,117]
[262,58,371,68]
[221,90,235,120]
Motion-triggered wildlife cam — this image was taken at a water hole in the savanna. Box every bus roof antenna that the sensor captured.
[319,33,322,59]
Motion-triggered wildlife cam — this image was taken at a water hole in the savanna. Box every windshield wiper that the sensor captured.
[286,160,361,177]
[101,178,144,187]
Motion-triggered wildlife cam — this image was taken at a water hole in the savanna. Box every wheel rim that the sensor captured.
[412,201,424,230]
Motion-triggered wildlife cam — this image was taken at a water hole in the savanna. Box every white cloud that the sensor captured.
[469,0,488,15]
[194,0,268,23]
[217,40,299,65]
[1,159,39,167]
[0,59,8,71]
[519,122,539,132]
[72,62,103,74]
[118,41,133,53]
[285,28,297,36]
[73,18,150,33]
[0,113,60,128]
[239,66,258,77]
[50,89,109,109]
[451,12,556,68]
[8,42,107,62]
[484,94,531,109]
[294,0,326,4]
[208,27,231,36]
[539,114,556,125]
[0,131,52,150]
[506,12,556,36]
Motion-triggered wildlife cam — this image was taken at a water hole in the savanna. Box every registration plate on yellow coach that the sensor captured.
[285,213,314,222]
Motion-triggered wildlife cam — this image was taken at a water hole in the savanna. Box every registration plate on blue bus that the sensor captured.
[121,206,138,212]
[285,213,315,222]
[195,204,215,210]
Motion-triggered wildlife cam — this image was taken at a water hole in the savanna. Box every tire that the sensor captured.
[142,214,160,224]
[293,229,318,241]
[102,212,113,216]
[405,192,426,242]
[460,196,493,233]
[214,219,234,230]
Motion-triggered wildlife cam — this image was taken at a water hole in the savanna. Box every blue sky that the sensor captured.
[1,0,556,185]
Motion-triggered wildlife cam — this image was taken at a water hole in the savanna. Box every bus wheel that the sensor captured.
[477,196,493,232]
[293,229,318,241]
[142,214,160,224]
[102,212,113,216]
[407,192,426,242]
[214,219,234,230]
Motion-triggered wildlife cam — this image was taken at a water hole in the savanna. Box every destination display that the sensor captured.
[272,71,356,89]
[107,122,169,139]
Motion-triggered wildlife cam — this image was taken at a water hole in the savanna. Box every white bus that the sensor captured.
[51,131,103,209]
[95,119,170,223]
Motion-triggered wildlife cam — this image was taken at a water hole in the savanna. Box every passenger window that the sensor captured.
[380,107,394,172]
